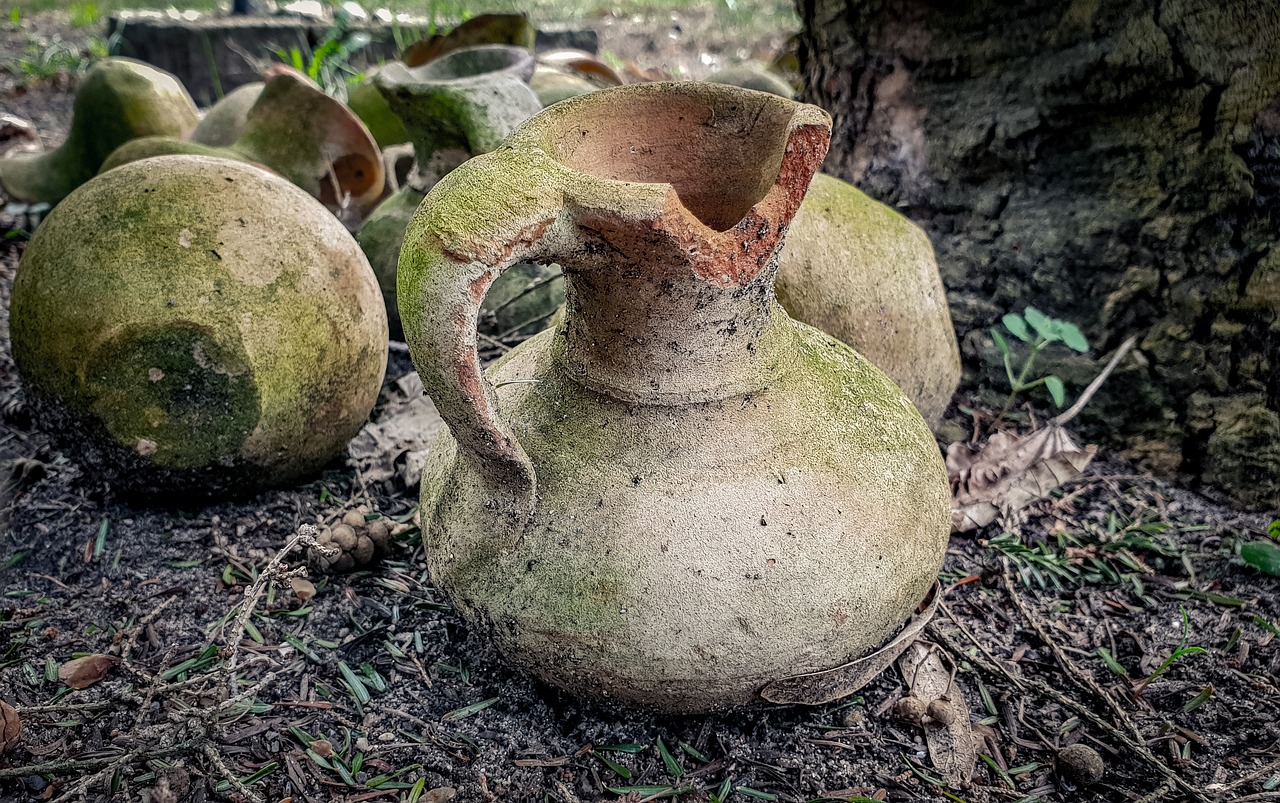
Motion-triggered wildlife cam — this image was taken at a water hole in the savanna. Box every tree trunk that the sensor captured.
[797,0,1280,509]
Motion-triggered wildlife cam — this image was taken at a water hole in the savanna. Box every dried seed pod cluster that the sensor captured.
[893,693,959,728]
[308,508,401,573]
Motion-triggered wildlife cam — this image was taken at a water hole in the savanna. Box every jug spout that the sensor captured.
[536,83,834,402]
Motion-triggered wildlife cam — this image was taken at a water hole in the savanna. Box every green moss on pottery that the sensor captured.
[347,75,410,148]
[0,58,198,205]
[776,172,961,425]
[10,155,388,497]
[190,82,265,147]
[358,185,424,339]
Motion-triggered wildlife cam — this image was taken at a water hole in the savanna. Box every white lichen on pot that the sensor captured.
[0,58,198,205]
[777,173,962,425]
[401,82,950,713]
[10,155,388,498]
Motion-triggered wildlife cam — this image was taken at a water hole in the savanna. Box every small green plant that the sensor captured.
[69,0,99,27]
[272,8,370,100]
[991,306,1089,414]
[1132,606,1205,696]
[1239,521,1280,576]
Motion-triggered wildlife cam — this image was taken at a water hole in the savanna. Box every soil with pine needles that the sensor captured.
[3,12,1280,803]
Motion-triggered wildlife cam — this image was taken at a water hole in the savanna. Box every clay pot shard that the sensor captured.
[0,58,198,205]
[10,155,388,498]
[532,49,625,107]
[400,13,536,68]
[400,82,951,713]
[101,70,385,213]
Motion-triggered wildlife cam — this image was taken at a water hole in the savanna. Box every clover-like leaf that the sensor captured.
[991,328,1010,356]
[1023,307,1058,342]
[1044,375,1066,407]
[1057,321,1089,353]
[1002,313,1031,342]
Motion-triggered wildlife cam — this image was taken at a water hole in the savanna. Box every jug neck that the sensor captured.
[552,257,795,403]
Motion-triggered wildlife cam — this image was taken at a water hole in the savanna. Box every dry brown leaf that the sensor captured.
[948,425,1096,532]
[58,654,118,689]
[349,372,447,489]
[289,577,317,603]
[898,641,976,783]
[0,700,20,753]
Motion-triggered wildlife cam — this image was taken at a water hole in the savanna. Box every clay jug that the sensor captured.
[360,44,546,338]
[401,83,950,713]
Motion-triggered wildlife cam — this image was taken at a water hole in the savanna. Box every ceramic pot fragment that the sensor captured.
[0,58,198,205]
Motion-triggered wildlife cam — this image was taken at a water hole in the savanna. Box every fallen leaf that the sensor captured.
[948,425,1096,532]
[898,641,976,783]
[58,654,118,689]
[348,372,446,489]
[0,700,20,753]
[310,738,335,758]
[289,577,317,602]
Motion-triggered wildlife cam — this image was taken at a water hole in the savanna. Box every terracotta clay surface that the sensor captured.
[400,82,950,713]
[10,155,387,497]
[777,173,961,425]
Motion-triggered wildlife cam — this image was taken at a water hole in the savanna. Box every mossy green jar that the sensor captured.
[400,83,950,713]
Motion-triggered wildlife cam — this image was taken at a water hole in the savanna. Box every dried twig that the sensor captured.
[222,524,322,692]
[1000,560,1144,742]
[930,602,1210,803]
[1051,335,1137,427]
[0,740,204,780]
[205,742,265,803]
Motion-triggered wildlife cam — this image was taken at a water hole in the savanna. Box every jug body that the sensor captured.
[401,82,950,712]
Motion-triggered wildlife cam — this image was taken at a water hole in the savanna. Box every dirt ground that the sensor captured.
[2,8,1280,803]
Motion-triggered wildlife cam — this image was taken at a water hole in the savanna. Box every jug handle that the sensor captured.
[397,149,564,546]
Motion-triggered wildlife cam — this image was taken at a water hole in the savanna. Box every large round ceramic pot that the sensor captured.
[777,173,962,425]
[0,58,198,205]
[10,155,388,498]
[400,83,950,713]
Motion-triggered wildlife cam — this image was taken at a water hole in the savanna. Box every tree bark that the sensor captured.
[798,0,1280,509]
